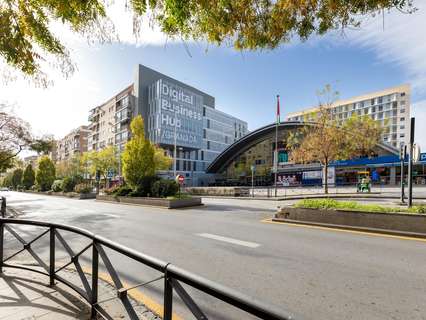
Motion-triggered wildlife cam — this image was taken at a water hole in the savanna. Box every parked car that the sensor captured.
[0,187,9,191]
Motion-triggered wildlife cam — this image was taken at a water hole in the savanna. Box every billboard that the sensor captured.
[150,79,204,149]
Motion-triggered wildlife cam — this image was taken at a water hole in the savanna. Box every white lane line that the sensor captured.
[196,233,260,248]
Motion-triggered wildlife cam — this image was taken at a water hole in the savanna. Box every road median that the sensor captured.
[274,205,426,237]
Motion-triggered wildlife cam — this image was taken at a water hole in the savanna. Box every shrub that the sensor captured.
[152,179,179,198]
[113,185,133,196]
[11,168,23,189]
[294,199,426,214]
[128,176,159,197]
[74,183,92,194]
[36,156,56,191]
[51,180,64,192]
[22,165,35,189]
[62,176,81,192]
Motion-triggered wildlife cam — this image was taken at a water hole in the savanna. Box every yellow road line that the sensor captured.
[261,218,426,243]
[80,267,183,320]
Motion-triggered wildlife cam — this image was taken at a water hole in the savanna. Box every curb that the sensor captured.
[271,218,426,239]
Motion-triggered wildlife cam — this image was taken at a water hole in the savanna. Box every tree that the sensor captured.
[30,135,55,155]
[122,115,155,190]
[56,153,84,178]
[0,0,414,81]
[22,164,35,189]
[341,114,383,159]
[86,146,118,187]
[36,156,56,191]
[11,168,23,189]
[288,85,382,194]
[153,145,172,171]
[0,104,32,169]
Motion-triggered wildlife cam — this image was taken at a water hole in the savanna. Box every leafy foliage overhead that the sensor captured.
[0,0,415,80]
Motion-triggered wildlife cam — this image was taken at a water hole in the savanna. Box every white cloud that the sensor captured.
[347,0,426,94]
[1,72,100,139]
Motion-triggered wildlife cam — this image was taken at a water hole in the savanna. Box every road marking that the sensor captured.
[196,233,260,248]
[261,218,426,243]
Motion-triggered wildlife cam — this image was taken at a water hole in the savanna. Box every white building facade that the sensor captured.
[286,84,411,148]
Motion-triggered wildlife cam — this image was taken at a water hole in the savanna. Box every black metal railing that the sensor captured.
[0,217,293,320]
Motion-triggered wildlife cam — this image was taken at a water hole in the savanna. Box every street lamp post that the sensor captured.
[173,115,177,178]
[408,117,415,207]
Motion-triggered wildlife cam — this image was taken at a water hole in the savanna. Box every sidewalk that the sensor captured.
[0,267,157,319]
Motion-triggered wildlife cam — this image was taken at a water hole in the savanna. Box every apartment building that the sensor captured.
[56,126,90,162]
[87,64,248,186]
[286,84,411,148]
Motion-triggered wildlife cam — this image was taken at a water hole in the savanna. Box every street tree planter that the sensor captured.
[275,206,426,234]
[24,190,96,200]
[96,195,202,209]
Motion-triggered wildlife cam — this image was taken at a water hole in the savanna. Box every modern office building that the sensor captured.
[286,84,411,148]
[88,64,248,186]
[56,126,90,162]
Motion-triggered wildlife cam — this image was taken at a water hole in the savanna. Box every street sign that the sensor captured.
[107,169,115,178]
[413,143,421,162]
[175,174,185,185]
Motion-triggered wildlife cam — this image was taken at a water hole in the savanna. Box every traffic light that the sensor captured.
[400,145,407,161]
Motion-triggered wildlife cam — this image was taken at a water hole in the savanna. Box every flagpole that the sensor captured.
[274,95,280,198]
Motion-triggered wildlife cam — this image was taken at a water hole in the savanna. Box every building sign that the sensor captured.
[150,79,203,149]
[420,153,426,162]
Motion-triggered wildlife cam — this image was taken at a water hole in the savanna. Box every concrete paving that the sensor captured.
[2,191,426,320]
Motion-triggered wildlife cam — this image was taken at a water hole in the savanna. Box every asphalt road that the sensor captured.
[2,191,426,320]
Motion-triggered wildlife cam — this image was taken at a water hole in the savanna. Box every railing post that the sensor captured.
[1,197,6,218]
[0,221,3,274]
[163,265,173,320]
[91,241,99,319]
[49,227,55,286]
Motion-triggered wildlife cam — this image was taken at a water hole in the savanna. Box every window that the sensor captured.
[207,141,210,149]
[400,117,405,121]
[371,98,375,105]
[207,119,210,129]
[201,151,204,161]
[401,92,406,97]
[401,100,406,105]
[203,129,206,139]
[400,109,405,113]
[203,107,206,117]
[400,125,405,130]
[371,106,376,113]
[378,105,383,112]
[400,133,405,138]
[378,97,383,104]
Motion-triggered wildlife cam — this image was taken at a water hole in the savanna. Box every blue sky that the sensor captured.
[2,1,426,148]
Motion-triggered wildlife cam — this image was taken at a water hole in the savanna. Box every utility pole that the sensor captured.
[408,117,415,207]
[400,145,406,204]
[274,95,280,198]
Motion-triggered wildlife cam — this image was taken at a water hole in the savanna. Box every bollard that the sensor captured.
[1,197,5,218]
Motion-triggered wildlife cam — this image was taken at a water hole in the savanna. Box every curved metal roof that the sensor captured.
[206,121,399,173]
